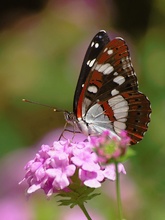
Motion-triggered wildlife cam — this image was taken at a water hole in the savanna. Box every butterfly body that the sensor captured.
[65,30,151,145]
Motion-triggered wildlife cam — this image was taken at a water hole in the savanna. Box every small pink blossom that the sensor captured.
[79,162,104,188]
[91,130,130,163]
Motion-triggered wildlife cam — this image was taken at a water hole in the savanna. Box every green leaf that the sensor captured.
[56,185,100,208]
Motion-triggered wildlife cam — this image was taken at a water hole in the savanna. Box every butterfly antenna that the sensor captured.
[22,99,64,112]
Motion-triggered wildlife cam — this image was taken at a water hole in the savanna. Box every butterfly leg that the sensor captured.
[58,122,68,140]
[58,123,81,140]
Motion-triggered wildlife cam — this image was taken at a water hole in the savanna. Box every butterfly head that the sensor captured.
[64,111,78,126]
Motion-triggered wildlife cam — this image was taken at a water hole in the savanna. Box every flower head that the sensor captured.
[91,130,131,164]
[20,131,127,197]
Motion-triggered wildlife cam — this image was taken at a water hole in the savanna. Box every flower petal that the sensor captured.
[27,184,41,194]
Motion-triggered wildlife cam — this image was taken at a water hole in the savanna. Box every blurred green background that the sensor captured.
[0,0,165,219]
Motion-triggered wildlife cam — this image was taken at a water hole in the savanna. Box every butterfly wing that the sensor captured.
[74,31,151,144]
[73,30,110,114]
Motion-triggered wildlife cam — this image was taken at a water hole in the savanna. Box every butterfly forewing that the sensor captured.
[73,30,151,145]
[73,30,110,114]
[84,38,138,106]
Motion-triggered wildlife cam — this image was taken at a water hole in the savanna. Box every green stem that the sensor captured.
[78,203,92,220]
[115,162,123,220]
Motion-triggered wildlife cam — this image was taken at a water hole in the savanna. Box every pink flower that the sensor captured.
[79,162,104,188]
[91,130,131,163]
[20,133,126,197]
[21,142,77,196]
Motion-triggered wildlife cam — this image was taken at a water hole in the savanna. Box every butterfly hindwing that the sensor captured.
[121,92,151,144]
[97,92,151,144]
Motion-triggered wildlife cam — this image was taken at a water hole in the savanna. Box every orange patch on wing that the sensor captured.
[89,71,103,88]
[76,82,88,118]
[99,101,116,122]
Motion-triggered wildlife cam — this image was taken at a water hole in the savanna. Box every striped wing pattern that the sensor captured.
[73,31,151,145]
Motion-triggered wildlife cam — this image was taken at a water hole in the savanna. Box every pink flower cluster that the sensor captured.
[21,131,127,197]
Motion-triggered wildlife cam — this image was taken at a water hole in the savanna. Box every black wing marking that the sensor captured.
[73,30,110,114]
[84,38,138,107]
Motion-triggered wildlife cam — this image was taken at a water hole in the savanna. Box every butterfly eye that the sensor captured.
[64,112,76,124]
[64,112,71,121]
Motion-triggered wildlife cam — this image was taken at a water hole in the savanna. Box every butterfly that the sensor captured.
[63,30,151,145]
